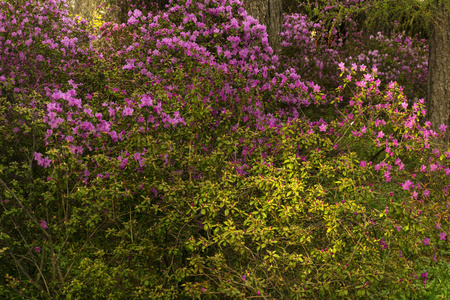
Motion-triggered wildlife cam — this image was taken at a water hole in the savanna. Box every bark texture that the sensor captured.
[243,0,283,52]
[427,2,450,143]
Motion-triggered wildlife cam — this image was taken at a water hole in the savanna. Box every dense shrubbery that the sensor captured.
[1,0,449,299]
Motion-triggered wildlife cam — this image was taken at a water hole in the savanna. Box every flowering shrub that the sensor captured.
[280,1,428,102]
[0,0,449,299]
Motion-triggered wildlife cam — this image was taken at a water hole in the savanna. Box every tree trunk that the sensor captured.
[243,0,283,52]
[427,1,450,143]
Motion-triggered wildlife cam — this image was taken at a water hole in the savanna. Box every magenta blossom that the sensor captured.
[40,220,48,230]
[401,180,414,191]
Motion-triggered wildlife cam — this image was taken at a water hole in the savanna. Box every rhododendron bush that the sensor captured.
[1,0,449,299]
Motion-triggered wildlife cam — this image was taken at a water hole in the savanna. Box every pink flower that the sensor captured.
[123,59,136,70]
[34,152,52,168]
[40,220,48,230]
[133,9,142,18]
[119,158,129,169]
[140,94,153,108]
[128,16,138,25]
[439,232,446,240]
[97,120,111,133]
[48,116,64,129]
[383,171,391,182]
[401,180,414,191]
[422,238,430,245]
[122,106,134,116]
[109,131,118,142]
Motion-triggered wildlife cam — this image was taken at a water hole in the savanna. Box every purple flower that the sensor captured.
[122,106,134,116]
[439,232,446,240]
[422,238,430,245]
[140,94,153,108]
[40,220,48,230]
[242,275,246,282]
[67,96,81,108]
[133,9,142,18]
[319,123,327,132]
[34,247,41,253]
[379,238,388,249]
[421,271,428,280]
[128,16,138,25]
[383,171,391,182]
[439,123,447,133]
[47,114,64,129]
[123,59,136,70]
[377,131,384,139]
[108,107,116,117]
[81,121,95,132]
[34,152,52,168]
[133,153,142,161]
[119,158,129,169]
[109,131,118,142]
[401,180,414,191]
[97,120,111,133]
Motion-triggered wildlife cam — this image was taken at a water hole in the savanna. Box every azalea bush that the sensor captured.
[1,0,449,299]
[280,1,428,101]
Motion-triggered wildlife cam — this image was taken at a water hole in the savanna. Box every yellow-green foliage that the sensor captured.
[69,3,108,33]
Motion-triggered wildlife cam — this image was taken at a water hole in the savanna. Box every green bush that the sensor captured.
[1,0,449,299]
